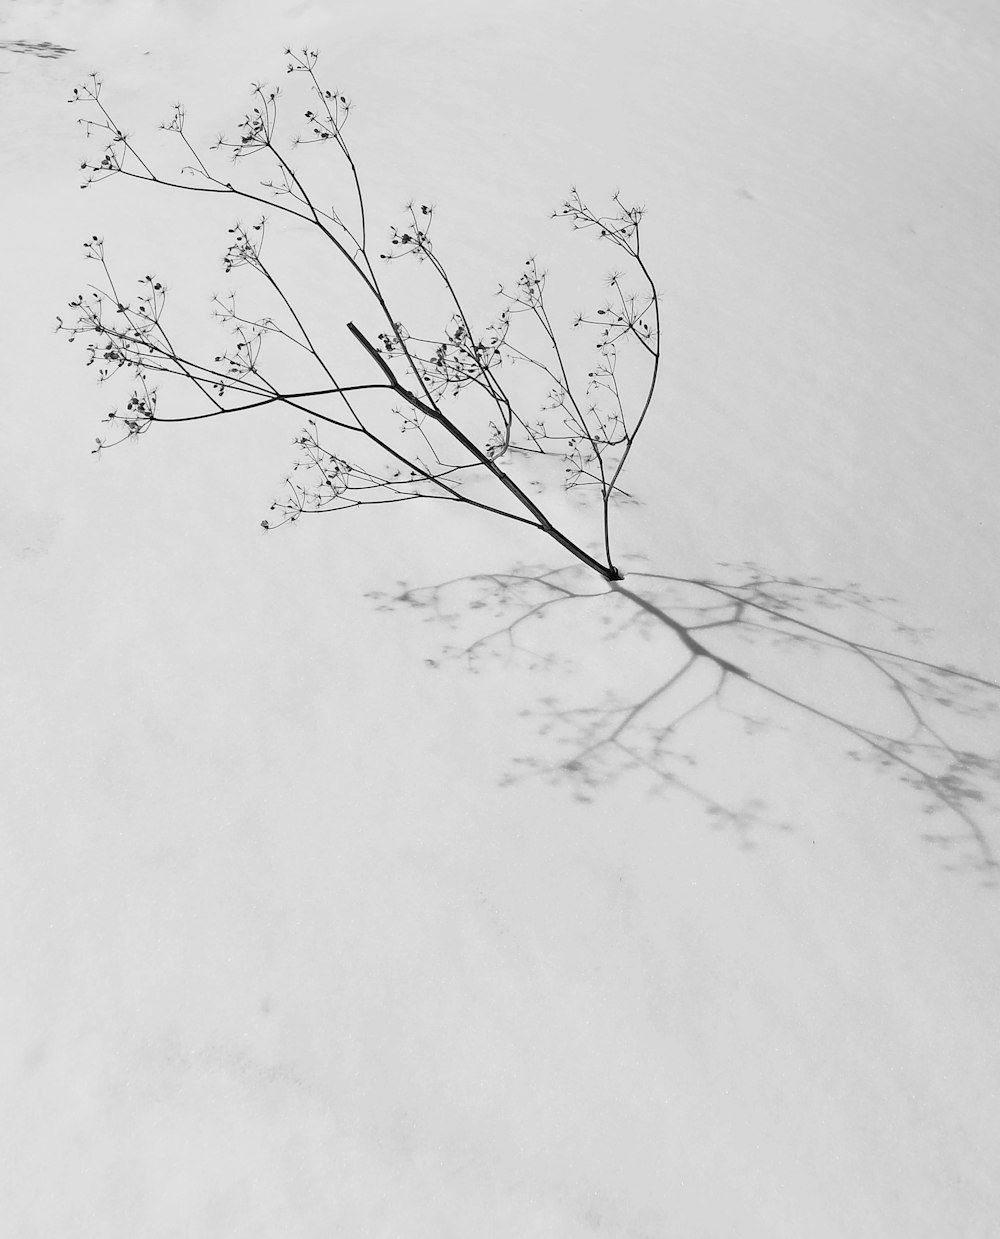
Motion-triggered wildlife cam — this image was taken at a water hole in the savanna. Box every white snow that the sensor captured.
[3,1,999,1235]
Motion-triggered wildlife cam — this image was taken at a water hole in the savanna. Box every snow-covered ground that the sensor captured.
[3,1,999,1235]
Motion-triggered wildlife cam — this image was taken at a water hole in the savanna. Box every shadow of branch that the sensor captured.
[0,40,75,59]
[368,561,1000,880]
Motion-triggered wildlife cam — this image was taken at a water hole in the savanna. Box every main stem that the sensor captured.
[347,322,624,583]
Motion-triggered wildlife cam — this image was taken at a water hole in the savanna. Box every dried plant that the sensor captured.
[60,51,999,874]
[60,49,659,582]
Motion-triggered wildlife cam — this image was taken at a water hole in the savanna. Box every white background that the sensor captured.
[3,1,999,1235]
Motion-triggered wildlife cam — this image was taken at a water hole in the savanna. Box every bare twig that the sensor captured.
[63,51,655,582]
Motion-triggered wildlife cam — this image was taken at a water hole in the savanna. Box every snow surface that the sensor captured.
[3,1,1000,1235]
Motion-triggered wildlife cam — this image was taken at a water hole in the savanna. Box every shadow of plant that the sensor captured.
[0,40,74,59]
[369,562,1000,878]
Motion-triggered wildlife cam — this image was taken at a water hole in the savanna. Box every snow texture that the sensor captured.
[3,1,999,1236]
